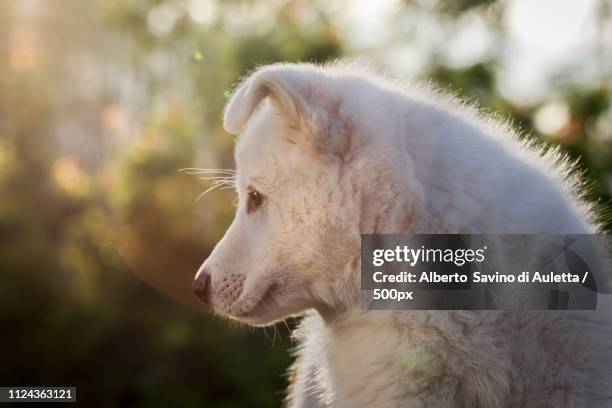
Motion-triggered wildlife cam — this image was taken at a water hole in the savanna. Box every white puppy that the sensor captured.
[192,62,612,407]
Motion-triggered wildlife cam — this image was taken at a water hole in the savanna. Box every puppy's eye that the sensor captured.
[247,188,264,214]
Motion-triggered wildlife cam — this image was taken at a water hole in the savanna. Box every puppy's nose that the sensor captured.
[192,269,212,304]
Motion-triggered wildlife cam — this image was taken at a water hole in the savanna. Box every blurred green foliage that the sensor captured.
[0,0,610,406]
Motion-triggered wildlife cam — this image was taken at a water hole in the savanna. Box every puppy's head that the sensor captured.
[192,64,418,325]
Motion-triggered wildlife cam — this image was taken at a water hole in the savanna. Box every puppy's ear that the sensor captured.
[223,66,309,135]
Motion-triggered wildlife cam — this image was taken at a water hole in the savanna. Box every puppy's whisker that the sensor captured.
[179,167,236,172]
[190,171,236,176]
[180,167,238,201]
[202,179,236,187]
[197,176,236,181]
[196,183,225,202]
[180,167,236,175]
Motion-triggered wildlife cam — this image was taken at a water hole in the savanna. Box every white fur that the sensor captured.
[196,62,612,407]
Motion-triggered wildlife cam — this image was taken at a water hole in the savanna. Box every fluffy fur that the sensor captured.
[194,62,612,407]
